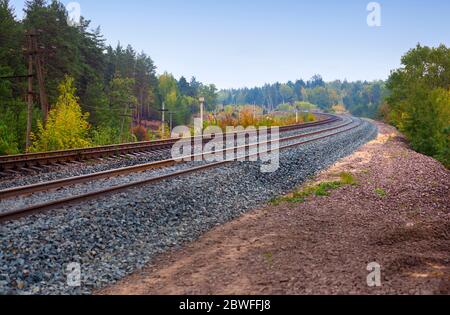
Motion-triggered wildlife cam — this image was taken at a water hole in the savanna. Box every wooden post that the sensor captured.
[26,35,34,151]
[24,29,49,125]
[161,102,165,138]
[169,112,173,133]
[34,50,49,123]
[31,31,49,124]
[199,97,205,131]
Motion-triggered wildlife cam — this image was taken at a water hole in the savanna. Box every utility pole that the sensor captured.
[199,97,205,130]
[33,36,49,123]
[168,111,177,134]
[24,29,49,150]
[25,29,49,124]
[26,34,34,151]
[162,101,165,137]
[0,29,49,151]
[159,102,168,139]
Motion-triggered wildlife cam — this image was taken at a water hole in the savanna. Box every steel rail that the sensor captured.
[0,119,353,199]
[0,118,361,223]
[0,113,337,163]
[0,114,338,171]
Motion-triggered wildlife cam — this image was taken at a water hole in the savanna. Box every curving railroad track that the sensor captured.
[0,113,338,174]
[0,116,360,223]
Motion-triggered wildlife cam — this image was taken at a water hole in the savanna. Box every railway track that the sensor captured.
[0,117,360,223]
[0,114,338,174]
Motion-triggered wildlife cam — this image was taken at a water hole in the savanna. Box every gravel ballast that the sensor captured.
[0,118,357,213]
[98,121,449,295]
[0,118,349,191]
[0,118,377,295]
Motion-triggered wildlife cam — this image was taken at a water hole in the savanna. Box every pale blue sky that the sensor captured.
[9,0,450,88]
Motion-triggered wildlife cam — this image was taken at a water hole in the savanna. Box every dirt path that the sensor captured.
[98,121,449,295]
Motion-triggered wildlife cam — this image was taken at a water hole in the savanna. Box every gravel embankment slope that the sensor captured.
[99,121,449,295]
[0,119,376,295]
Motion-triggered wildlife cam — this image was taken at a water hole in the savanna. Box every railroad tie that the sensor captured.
[5,169,21,175]
[30,166,44,172]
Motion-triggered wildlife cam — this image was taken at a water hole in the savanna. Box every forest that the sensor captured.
[218,76,387,118]
[0,0,218,154]
[0,0,448,168]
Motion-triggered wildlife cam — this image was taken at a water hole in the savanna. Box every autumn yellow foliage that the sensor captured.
[332,104,347,114]
[208,105,317,130]
[30,76,91,152]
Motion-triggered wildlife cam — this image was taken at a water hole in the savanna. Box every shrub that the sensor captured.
[30,76,91,152]
[0,122,19,155]
[91,126,122,146]
[132,125,150,142]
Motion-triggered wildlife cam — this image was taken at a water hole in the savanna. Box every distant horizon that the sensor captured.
[9,0,450,89]
[216,75,388,91]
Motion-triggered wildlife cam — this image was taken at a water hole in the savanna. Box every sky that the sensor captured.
[8,0,450,89]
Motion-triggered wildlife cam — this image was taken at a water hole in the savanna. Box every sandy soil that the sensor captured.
[98,121,449,295]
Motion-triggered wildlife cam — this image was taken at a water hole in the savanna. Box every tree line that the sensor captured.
[218,75,387,118]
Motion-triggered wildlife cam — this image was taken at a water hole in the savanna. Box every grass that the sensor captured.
[375,188,387,198]
[310,181,342,197]
[339,172,358,185]
[263,252,274,265]
[270,172,358,205]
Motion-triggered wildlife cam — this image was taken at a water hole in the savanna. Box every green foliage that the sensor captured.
[0,101,38,155]
[270,172,358,205]
[276,101,317,112]
[0,1,172,153]
[375,188,387,198]
[310,182,343,197]
[158,73,218,126]
[30,76,91,152]
[0,1,29,154]
[0,0,24,74]
[295,101,317,111]
[199,84,218,111]
[0,1,221,154]
[0,121,19,155]
[385,44,450,167]
[305,86,340,109]
[303,112,316,122]
[339,172,357,185]
[107,76,137,142]
[159,72,178,109]
[279,84,294,103]
[219,76,387,118]
[90,126,121,146]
